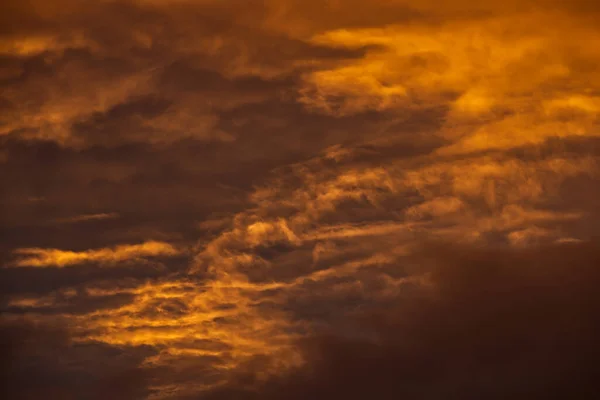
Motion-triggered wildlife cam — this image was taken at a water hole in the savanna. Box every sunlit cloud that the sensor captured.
[11,241,181,267]
[2,0,600,398]
[301,11,600,153]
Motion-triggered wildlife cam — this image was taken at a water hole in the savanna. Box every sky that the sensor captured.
[1,0,600,398]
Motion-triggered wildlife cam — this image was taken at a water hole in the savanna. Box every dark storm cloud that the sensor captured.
[200,240,600,400]
[0,319,157,400]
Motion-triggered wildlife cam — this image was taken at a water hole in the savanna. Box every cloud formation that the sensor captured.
[2,0,600,398]
[4,241,599,399]
[10,241,181,267]
[200,241,600,400]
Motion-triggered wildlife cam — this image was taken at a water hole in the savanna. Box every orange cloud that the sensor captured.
[299,10,600,152]
[11,241,181,267]
[3,1,600,398]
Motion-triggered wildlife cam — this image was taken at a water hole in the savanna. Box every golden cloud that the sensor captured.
[3,1,600,398]
[11,241,181,267]
[299,10,600,153]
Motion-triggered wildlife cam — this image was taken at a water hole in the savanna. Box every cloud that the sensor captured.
[4,241,600,399]
[0,0,378,148]
[298,7,600,154]
[201,240,600,400]
[0,318,157,400]
[2,1,600,398]
[10,240,181,267]
[53,212,119,224]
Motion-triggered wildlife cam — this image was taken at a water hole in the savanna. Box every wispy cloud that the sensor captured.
[11,241,181,267]
[53,212,119,224]
[2,0,600,398]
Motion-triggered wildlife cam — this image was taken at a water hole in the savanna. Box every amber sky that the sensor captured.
[2,1,600,399]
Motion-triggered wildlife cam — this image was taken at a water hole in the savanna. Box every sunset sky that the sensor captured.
[2,1,600,399]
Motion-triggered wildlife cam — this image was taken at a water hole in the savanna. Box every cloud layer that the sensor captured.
[202,241,600,400]
[2,0,600,398]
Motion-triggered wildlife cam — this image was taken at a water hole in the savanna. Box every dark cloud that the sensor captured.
[0,319,157,400]
[0,137,249,243]
[2,291,136,316]
[71,95,173,145]
[201,241,600,400]
[0,257,189,300]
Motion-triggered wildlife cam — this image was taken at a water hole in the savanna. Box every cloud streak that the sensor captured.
[10,241,181,267]
[53,212,120,224]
